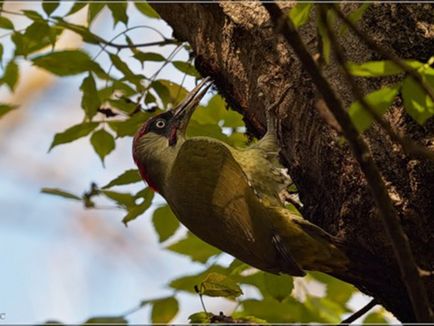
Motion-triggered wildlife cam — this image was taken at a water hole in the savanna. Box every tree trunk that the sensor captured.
[152,3,434,321]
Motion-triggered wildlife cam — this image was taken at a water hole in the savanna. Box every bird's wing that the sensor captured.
[167,137,305,276]
[232,140,292,206]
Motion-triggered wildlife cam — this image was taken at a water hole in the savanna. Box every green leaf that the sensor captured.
[135,2,160,19]
[263,272,293,302]
[109,112,151,137]
[348,85,400,132]
[22,10,44,21]
[102,190,135,207]
[339,4,371,36]
[169,265,227,294]
[133,51,165,67]
[167,232,220,263]
[172,61,200,78]
[152,205,180,243]
[317,9,334,64]
[87,3,105,26]
[122,187,154,225]
[83,316,127,325]
[0,43,3,63]
[32,50,95,76]
[0,103,17,119]
[80,73,101,119]
[152,79,188,108]
[109,53,142,87]
[402,75,434,124]
[199,272,243,298]
[42,0,60,16]
[0,16,14,30]
[151,297,179,323]
[90,129,115,164]
[41,187,81,200]
[289,3,313,28]
[49,122,99,151]
[107,3,128,27]
[66,2,88,16]
[310,272,356,306]
[54,18,103,45]
[188,312,212,324]
[2,60,19,91]
[346,60,423,77]
[102,169,142,189]
[363,310,387,324]
[242,297,305,323]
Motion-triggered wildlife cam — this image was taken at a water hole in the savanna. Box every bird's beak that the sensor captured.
[172,76,212,135]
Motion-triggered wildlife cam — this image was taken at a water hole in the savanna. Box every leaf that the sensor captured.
[87,3,105,26]
[317,9,334,64]
[83,316,127,325]
[66,2,88,16]
[169,265,227,294]
[152,205,180,243]
[363,310,387,324]
[102,190,135,207]
[242,297,305,323]
[166,232,220,263]
[0,16,14,30]
[22,10,44,21]
[188,312,212,324]
[54,18,103,45]
[0,103,17,119]
[80,73,101,119]
[172,61,200,78]
[107,3,128,27]
[310,272,356,306]
[102,169,142,189]
[2,60,19,91]
[339,4,371,36]
[42,0,60,16]
[90,129,115,165]
[135,2,160,19]
[289,3,313,28]
[109,53,142,87]
[152,79,188,108]
[402,75,434,125]
[122,187,154,225]
[199,272,243,298]
[41,188,81,201]
[32,50,96,76]
[0,43,3,63]
[263,272,294,302]
[133,51,165,67]
[151,297,179,323]
[49,122,98,151]
[346,60,423,77]
[109,112,151,137]
[348,85,400,132]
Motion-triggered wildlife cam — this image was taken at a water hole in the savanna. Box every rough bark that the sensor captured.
[152,2,434,321]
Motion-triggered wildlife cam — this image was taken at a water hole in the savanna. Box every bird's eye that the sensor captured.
[155,119,166,129]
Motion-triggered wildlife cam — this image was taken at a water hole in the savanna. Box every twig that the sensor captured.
[103,39,179,50]
[194,285,208,314]
[320,5,434,161]
[331,5,434,103]
[339,299,377,325]
[262,2,432,322]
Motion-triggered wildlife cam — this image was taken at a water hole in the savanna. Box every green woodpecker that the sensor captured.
[132,77,348,276]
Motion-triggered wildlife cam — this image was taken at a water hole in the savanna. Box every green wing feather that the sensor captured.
[166,137,305,276]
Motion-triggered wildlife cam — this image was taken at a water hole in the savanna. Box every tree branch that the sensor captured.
[262,2,432,321]
[339,299,377,325]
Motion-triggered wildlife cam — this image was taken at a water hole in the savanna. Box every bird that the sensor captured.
[132,76,348,276]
